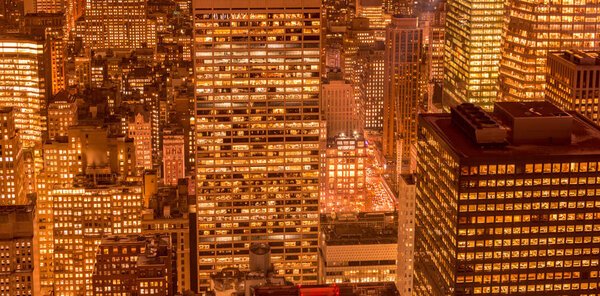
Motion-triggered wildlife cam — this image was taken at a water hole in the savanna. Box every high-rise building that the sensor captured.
[321,135,367,213]
[51,182,142,296]
[0,108,24,205]
[342,18,375,82]
[162,129,185,186]
[193,0,321,291]
[420,0,446,109]
[0,204,38,296]
[356,0,389,32]
[22,13,66,97]
[84,0,148,50]
[397,174,415,296]
[415,101,600,295]
[322,73,360,139]
[361,42,385,131]
[499,0,600,101]
[546,50,600,124]
[127,110,153,171]
[0,35,45,147]
[382,16,421,174]
[442,0,502,110]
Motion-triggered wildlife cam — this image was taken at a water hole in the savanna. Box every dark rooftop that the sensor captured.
[420,107,600,160]
[321,212,397,245]
[552,50,600,66]
[495,101,569,118]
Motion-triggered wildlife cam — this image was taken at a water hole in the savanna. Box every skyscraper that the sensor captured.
[0,35,45,147]
[383,16,421,173]
[499,0,600,101]
[442,0,503,110]
[193,0,321,292]
[415,101,600,295]
[361,42,385,131]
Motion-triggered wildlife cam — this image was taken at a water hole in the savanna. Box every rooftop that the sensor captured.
[420,102,600,161]
[552,50,600,66]
[321,212,397,245]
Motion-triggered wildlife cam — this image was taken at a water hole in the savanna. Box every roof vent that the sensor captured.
[451,103,507,145]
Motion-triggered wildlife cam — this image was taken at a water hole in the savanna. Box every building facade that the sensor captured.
[84,0,148,50]
[321,75,360,139]
[162,129,185,186]
[546,50,600,124]
[0,35,45,147]
[0,204,38,296]
[0,108,24,205]
[320,213,397,284]
[47,91,78,140]
[91,235,173,296]
[415,101,600,295]
[382,16,421,173]
[51,183,142,296]
[321,135,367,213]
[442,0,502,110]
[499,0,600,101]
[193,0,321,292]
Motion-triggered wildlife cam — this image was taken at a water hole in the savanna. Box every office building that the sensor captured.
[162,129,185,186]
[52,182,143,296]
[320,212,397,284]
[342,18,375,82]
[142,182,196,294]
[127,110,153,171]
[84,0,148,50]
[35,0,63,13]
[0,204,38,296]
[91,234,173,296]
[193,0,321,291]
[47,91,78,140]
[443,0,502,110]
[361,43,385,131]
[356,0,388,31]
[382,16,421,173]
[321,135,367,213]
[397,174,415,296]
[0,108,24,205]
[499,0,600,101]
[415,101,600,295]
[0,35,45,147]
[322,74,360,139]
[546,50,600,124]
